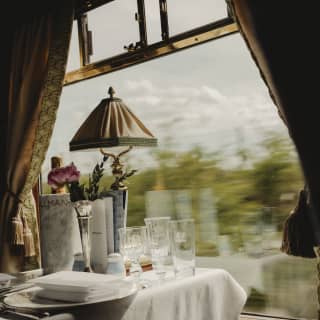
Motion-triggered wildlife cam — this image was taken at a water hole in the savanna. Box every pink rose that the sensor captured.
[48,163,80,189]
[48,168,63,189]
[63,163,80,183]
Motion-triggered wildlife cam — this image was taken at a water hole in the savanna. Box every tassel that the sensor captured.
[22,215,36,257]
[281,189,316,258]
[11,211,24,246]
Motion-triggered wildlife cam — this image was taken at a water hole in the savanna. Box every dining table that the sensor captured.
[1,268,247,320]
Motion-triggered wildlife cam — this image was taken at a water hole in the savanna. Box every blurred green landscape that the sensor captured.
[61,132,302,257]
[44,132,303,256]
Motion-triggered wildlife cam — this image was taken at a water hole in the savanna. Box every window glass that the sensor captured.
[167,0,228,36]
[66,20,80,71]
[44,28,316,319]
[87,1,139,62]
[144,0,162,44]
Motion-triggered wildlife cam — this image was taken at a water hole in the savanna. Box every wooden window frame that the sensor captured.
[65,0,238,86]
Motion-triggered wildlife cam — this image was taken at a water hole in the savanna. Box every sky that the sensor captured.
[43,0,289,176]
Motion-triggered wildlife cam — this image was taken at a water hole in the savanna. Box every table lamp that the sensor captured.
[69,86,157,190]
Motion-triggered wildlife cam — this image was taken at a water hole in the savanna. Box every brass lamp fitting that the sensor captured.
[100,146,137,190]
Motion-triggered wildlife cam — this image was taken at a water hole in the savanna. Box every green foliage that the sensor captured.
[42,132,303,255]
[68,157,108,202]
[67,181,86,202]
[85,162,105,201]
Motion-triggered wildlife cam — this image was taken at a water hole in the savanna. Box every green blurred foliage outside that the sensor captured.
[43,132,303,257]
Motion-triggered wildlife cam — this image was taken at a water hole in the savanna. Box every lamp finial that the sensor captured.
[108,86,115,99]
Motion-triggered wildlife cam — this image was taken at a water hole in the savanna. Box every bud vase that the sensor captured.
[74,201,93,272]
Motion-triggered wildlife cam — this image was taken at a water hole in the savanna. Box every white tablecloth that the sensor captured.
[122,268,247,320]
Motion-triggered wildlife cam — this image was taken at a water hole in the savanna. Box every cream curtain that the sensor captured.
[0,3,74,272]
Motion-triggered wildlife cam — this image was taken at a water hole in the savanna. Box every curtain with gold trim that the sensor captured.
[0,2,74,272]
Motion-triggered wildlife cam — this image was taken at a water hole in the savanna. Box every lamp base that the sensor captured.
[110,181,128,191]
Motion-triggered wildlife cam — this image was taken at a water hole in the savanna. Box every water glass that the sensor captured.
[118,226,147,279]
[144,216,171,280]
[169,219,195,278]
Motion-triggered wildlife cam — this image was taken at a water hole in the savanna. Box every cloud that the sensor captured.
[125,79,155,93]
[201,85,227,104]
[129,95,161,106]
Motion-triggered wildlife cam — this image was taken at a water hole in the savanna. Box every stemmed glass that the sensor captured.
[144,217,171,281]
[118,226,147,281]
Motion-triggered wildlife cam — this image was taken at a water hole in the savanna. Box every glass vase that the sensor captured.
[74,201,93,272]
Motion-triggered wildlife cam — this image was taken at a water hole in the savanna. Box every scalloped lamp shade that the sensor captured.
[69,88,157,151]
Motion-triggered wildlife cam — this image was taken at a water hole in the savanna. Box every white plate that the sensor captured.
[3,279,137,311]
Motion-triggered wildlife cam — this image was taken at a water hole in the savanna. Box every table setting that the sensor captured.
[0,272,137,320]
[0,216,247,320]
[0,269,246,320]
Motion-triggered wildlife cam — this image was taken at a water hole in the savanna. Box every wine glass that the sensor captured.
[118,226,147,281]
[144,217,171,281]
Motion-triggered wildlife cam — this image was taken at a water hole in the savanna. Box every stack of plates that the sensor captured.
[29,271,127,303]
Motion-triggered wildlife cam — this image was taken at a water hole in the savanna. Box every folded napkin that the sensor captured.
[30,271,120,302]
[35,287,117,302]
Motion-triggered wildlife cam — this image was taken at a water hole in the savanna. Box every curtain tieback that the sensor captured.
[5,190,36,255]
[5,190,25,246]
